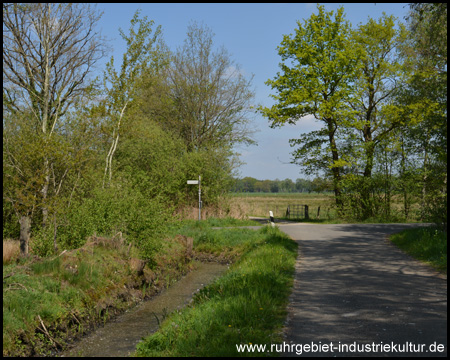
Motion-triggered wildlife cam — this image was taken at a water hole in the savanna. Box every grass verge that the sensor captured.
[2,217,266,357]
[135,225,298,357]
[389,226,447,274]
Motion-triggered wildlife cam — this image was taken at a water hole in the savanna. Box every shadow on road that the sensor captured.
[279,223,447,357]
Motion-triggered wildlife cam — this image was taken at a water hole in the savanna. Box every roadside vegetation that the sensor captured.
[390,227,447,274]
[135,225,297,357]
[2,218,261,357]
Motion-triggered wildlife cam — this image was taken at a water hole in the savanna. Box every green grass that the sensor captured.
[135,225,298,357]
[2,238,192,357]
[2,217,284,357]
[2,246,121,356]
[170,217,261,230]
[390,226,447,274]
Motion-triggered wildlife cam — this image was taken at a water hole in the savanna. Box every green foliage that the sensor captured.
[259,4,446,224]
[55,185,172,263]
[135,226,297,357]
[115,119,186,203]
[390,226,447,273]
[260,4,360,128]
[232,176,333,193]
[31,225,57,258]
[259,4,362,207]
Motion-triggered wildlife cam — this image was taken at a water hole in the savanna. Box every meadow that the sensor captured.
[229,192,338,221]
[228,192,422,223]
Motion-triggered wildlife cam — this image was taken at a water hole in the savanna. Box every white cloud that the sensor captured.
[288,114,322,133]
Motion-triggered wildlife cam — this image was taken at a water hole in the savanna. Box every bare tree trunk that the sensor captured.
[42,158,50,226]
[328,122,342,209]
[19,216,31,257]
[421,133,429,221]
[103,102,128,188]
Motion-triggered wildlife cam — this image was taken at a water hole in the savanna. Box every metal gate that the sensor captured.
[286,204,309,219]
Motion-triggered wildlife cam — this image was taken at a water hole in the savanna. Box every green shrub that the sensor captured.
[390,226,447,273]
[53,185,172,263]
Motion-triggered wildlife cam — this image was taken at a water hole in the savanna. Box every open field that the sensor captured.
[229,192,423,223]
[229,192,337,220]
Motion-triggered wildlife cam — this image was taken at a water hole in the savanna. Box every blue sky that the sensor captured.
[95,3,411,181]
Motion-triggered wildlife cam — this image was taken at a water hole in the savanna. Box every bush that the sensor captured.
[52,184,172,263]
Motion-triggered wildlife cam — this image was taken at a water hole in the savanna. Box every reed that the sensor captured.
[3,239,20,264]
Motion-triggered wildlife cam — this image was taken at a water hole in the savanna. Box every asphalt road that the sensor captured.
[277,223,447,357]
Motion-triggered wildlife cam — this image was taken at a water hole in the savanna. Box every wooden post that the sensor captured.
[19,216,31,257]
[317,206,321,219]
[305,205,309,220]
[198,175,201,221]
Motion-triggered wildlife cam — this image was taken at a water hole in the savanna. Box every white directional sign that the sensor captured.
[187,176,202,220]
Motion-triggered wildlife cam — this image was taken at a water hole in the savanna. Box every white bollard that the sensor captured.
[269,211,275,227]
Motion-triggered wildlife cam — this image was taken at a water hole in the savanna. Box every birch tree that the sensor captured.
[102,10,166,187]
[3,3,106,255]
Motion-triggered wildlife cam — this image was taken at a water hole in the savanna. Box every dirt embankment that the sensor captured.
[3,233,230,357]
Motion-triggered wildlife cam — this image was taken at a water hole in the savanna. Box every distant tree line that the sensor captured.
[231,177,332,193]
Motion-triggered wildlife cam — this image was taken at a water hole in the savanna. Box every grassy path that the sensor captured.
[135,225,298,357]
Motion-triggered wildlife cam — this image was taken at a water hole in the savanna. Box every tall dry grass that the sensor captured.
[176,204,248,220]
[3,239,20,264]
[229,193,336,219]
[176,193,336,220]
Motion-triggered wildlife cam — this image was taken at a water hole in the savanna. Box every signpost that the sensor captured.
[187,175,202,221]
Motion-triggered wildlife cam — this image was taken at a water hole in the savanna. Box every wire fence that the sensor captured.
[286,204,309,220]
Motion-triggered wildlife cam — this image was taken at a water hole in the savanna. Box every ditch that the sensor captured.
[59,262,228,357]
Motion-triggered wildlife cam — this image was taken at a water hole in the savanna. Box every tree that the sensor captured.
[259,5,361,208]
[295,178,311,193]
[101,10,166,187]
[346,14,407,218]
[3,3,106,255]
[163,21,256,152]
[398,3,447,229]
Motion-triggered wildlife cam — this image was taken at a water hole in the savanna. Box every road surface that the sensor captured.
[277,223,447,357]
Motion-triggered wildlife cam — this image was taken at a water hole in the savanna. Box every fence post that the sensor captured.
[305,205,309,220]
[269,211,275,227]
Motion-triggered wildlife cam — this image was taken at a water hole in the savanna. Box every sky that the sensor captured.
[95,3,411,181]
